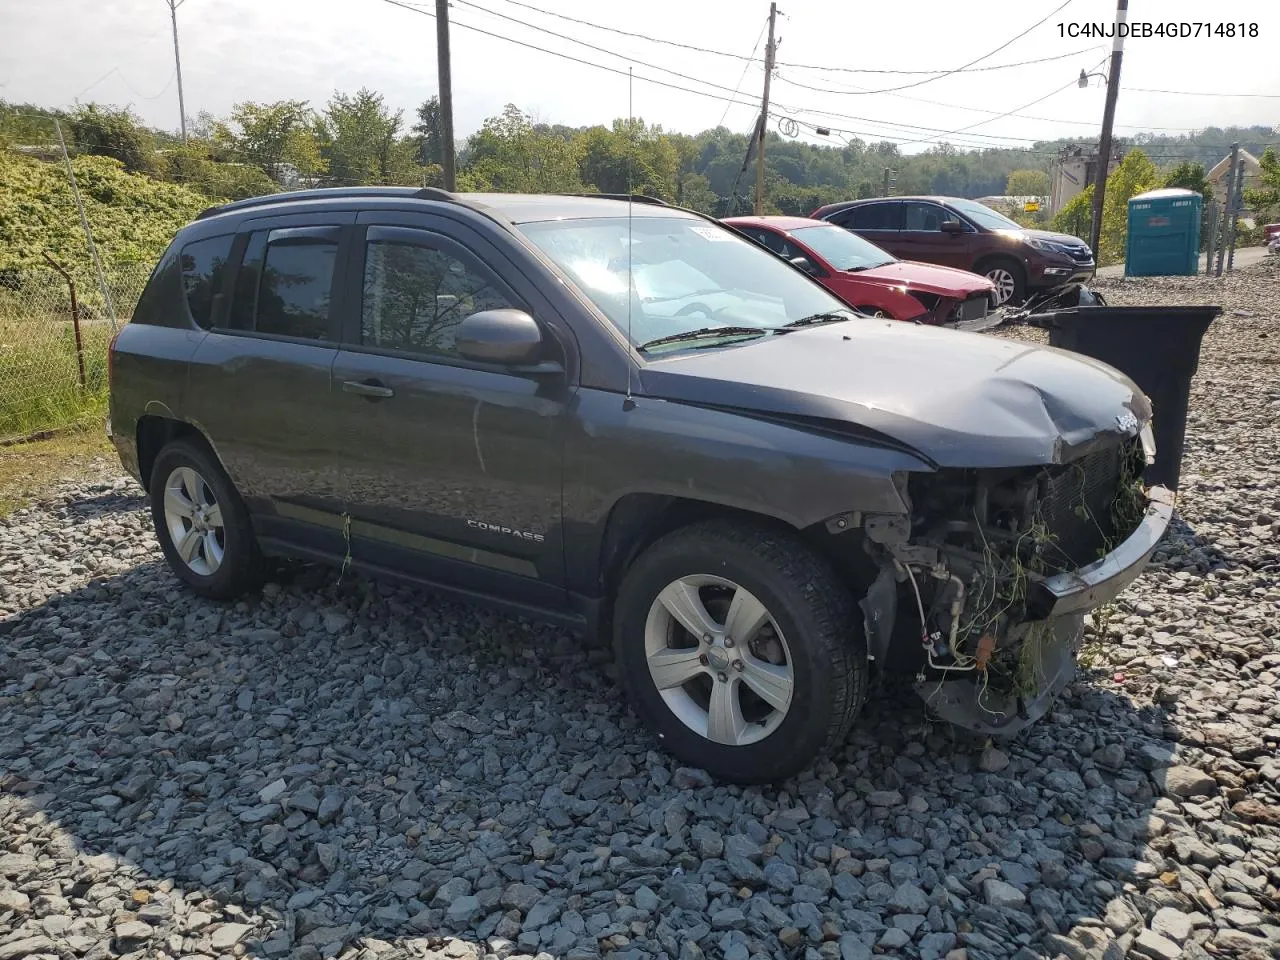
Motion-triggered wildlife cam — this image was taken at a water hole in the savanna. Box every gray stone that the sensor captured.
[1151,908,1193,943]
[210,923,253,950]
[0,937,56,960]
[633,885,659,912]
[919,932,958,960]
[889,882,929,914]
[838,934,872,960]
[665,879,708,912]
[1154,766,1216,798]
[1131,929,1182,960]
[983,878,1027,910]
[446,896,482,926]
[979,746,1010,772]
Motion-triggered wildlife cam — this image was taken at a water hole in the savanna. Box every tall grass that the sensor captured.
[0,315,113,441]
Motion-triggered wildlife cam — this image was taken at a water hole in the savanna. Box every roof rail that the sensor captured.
[560,193,669,206]
[195,185,459,221]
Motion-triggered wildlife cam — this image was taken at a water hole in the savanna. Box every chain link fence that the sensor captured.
[0,262,152,442]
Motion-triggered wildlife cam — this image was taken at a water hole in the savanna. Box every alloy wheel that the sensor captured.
[643,574,794,746]
[986,267,1017,305]
[162,466,225,576]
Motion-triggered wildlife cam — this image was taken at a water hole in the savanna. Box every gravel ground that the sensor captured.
[2,259,1279,960]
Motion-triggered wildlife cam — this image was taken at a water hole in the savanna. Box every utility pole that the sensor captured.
[754,2,778,215]
[1215,142,1239,276]
[436,0,457,191]
[883,167,890,197]
[166,0,189,143]
[1088,0,1127,258]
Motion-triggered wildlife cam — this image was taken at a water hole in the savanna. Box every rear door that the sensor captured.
[183,212,356,555]
[832,201,904,256]
[329,212,574,609]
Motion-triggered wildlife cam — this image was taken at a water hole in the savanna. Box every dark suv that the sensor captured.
[810,196,1096,306]
[108,187,1171,783]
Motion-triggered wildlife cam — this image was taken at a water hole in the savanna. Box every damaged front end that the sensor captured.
[859,432,1174,735]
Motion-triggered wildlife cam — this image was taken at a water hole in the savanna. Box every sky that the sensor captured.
[2,0,1277,154]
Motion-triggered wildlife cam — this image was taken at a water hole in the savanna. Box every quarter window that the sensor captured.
[179,235,233,328]
[360,239,514,359]
[903,202,946,232]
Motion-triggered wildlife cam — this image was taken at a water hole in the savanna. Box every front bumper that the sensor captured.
[915,484,1174,735]
[1030,484,1174,617]
[1030,259,1095,288]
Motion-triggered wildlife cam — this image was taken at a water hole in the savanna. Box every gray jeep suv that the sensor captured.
[107,187,1173,783]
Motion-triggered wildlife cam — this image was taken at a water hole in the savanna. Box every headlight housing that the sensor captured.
[1026,237,1071,256]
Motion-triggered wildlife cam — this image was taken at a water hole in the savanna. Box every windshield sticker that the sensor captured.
[690,225,734,242]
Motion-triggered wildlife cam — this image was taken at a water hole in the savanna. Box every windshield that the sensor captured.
[517,216,854,352]
[948,198,1023,231]
[790,224,896,271]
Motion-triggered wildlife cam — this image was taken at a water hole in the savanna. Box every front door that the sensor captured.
[330,214,573,610]
[834,201,904,258]
[897,201,969,269]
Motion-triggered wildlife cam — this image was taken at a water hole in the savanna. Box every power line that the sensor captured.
[375,0,766,110]
[717,18,768,128]
[1123,86,1280,99]
[478,0,1095,81]
[773,69,1206,133]
[783,0,1077,95]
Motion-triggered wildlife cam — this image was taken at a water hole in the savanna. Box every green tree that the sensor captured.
[1051,186,1093,242]
[1005,169,1050,197]
[68,104,156,174]
[462,105,583,193]
[577,118,678,199]
[412,96,444,167]
[1243,146,1280,220]
[1161,160,1212,200]
[322,88,408,184]
[214,99,325,181]
[1097,149,1158,264]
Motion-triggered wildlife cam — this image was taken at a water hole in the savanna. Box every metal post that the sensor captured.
[754,2,777,215]
[1226,157,1246,273]
[43,254,85,389]
[1203,200,1218,275]
[167,0,188,143]
[1088,0,1127,258]
[54,119,117,330]
[1215,142,1239,277]
[436,0,457,191]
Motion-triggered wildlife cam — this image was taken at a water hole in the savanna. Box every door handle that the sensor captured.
[342,379,394,399]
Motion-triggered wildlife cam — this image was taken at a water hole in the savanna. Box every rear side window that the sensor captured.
[179,235,233,328]
[848,203,901,230]
[225,227,339,340]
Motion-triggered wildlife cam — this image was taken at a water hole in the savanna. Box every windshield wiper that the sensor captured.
[637,326,780,352]
[783,311,855,328]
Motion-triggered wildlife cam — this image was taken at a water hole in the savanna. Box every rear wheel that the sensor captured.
[979,257,1025,306]
[612,520,866,783]
[150,439,266,600]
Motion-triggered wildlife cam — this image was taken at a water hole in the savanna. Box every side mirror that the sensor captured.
[456,309,546,367]
[940,219,965,235]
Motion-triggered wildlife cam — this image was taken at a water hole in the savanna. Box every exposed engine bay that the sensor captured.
[859,433,1154,734]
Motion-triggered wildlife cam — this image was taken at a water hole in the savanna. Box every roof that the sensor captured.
[1207,149,1261,182]
[196,187,696,225]
[1129,187,1200,202]
[721,215,827,231]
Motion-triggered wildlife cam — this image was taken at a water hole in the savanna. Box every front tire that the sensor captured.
[150,439,266,601]
[980,257,1026,306]
[612,520,867,784]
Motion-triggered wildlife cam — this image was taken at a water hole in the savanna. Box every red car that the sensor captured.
[722,215,996,324]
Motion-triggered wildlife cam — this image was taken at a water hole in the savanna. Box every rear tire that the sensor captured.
[150,439,266,601]
[979,257,1026,306]
[612,520,867,784]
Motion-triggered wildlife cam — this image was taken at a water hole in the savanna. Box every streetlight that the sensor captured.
[1078,69,1108,89]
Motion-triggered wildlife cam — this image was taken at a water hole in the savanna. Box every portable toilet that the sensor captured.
[1125,187,1202,277]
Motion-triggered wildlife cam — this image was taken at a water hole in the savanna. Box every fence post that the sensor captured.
[1225,157,1245,273]
[1203,200,1218,275]
[53,118,118,331]
[42,253,86,389]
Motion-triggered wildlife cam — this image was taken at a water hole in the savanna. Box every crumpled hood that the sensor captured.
[855,260,995,298]
[639,319,1151,469]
